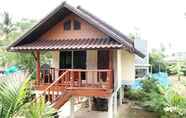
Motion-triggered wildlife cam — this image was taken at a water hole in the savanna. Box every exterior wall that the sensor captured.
[112,50,118,90]
[86,50,97,83]
[51,51,60,79]
[51,49,135,86]
[117,49,135,86]
[39,14,107,40]
[51,50,98,82]
[51,51,60,68]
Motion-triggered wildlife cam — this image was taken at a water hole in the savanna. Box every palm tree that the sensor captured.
[0,12,15,36]
[0,11,16,46]
[0,74,56,118]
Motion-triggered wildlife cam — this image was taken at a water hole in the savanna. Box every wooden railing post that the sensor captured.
[70,71,74,87]
[36,50,40,85]
[109,70,113,89]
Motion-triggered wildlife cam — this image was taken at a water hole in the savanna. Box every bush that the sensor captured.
[127,89,145,101]
[128,77,186,117]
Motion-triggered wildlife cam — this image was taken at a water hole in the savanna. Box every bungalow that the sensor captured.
[7,2,145,118]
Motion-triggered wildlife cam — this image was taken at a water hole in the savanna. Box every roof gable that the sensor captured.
[39,14,108,40]
[7,2,145,58]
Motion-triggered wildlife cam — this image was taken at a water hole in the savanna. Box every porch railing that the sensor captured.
[39,68,113,89]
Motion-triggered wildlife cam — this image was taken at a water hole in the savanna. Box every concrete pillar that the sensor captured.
[70,97,74,118]
[108,95,113,118]
[114,93,117,117]
[119,86,124,105]
[88,97,92,111]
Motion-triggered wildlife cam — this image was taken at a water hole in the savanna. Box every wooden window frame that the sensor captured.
[64,20,71,31]
[73,20,81,30]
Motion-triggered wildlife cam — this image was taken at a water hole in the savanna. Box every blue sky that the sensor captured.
[1,0,186,52]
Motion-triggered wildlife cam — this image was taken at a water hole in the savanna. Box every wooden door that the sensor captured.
[73,51,86,80]
[98,50,109,82]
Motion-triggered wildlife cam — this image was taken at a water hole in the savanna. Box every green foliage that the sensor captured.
[0,11,52,77]
[128,77,186,117]
[149,50,167,73]
[168,62,184,80]
[0,76,31,117]
[20,97,56,118]
[128,89,145,101]
[0,75,56,118]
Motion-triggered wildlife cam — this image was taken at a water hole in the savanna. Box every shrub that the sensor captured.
[128,77,186,117]
[127,89,145,101]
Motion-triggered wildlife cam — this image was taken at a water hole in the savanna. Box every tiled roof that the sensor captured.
[7,2,145,58]
[10,38,123,51]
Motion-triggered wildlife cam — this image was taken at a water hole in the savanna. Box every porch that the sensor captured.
[36,68,113,91]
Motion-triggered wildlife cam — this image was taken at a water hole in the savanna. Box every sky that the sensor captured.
[0,0,186,53]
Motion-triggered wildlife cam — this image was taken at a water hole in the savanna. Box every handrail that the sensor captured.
[42,70,69,94]
[40,68,113,89]
[33,68,113,108]
[41,68,112,72]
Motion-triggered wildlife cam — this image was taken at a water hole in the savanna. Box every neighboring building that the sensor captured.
[8,2,145,118]
[134,39,150,78]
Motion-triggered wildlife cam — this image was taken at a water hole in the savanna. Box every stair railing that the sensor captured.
[42,70,71,103]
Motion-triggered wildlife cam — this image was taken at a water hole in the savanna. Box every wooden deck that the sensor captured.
[34,69,113,109]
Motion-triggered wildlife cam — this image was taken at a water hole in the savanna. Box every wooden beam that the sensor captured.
[109,49,113,69]
[36,50,41,84]
[109,50,113,89]
[31,52,37,61]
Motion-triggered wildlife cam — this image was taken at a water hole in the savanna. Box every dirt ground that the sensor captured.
[73,101,158,118]
[66,75,186,118]
[169,75,186,96]
[117,102,158,118]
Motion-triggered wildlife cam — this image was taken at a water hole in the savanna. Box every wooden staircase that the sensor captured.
[40,71,71,109]
[36,69,113,110]
[52,91,72,109]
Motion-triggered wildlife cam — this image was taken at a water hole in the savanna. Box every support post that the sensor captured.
[70,97,74,118]
[119,86,124,105]
[36,50,40,84]
[88,97,92,111]
[108,95,113,118]
[109,49,113,89]
[114,93,117,117]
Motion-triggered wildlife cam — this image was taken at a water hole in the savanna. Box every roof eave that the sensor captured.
[134,48,146,58]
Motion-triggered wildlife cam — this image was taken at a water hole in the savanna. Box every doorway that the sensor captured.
[97,50,109,82]
[60,51,86,80]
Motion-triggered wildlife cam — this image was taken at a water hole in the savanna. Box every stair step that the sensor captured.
[52,92,72,109]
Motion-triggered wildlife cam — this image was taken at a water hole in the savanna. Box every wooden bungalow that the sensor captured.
[8,2,145,118]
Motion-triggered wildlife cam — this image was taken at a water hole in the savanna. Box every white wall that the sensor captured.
[51,51,60,79]
[86,50,97,83]
[51,51,60,68]
[117,49,135,87]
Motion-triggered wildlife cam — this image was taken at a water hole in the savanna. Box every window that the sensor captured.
[73,20,81,30]
[64,20,71,31]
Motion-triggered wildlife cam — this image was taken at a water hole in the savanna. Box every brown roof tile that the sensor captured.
[10,38,123,51]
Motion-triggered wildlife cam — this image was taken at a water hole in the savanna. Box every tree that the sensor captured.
[0,12,51,74]
[0,12,16,45]
[149,49,167,73]
[168,62,184,81]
